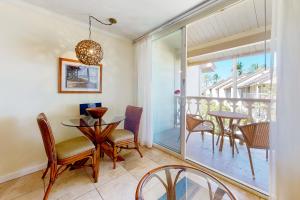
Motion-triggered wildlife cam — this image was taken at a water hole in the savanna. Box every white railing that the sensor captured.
[175,96,271,126]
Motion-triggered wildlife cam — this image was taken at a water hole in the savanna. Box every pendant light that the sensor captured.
[75,16,117,65]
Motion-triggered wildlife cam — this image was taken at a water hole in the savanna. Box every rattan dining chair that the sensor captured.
[186,114,215,153]
[107,105,143,169]
[237,122,270,178]
[37,113,99,200]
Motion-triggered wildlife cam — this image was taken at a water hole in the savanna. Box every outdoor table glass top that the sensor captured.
[208,111,248,120]
[136,165,236,200]
[61,116,125,127]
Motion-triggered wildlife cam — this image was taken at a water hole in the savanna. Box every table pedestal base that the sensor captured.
[101,142,125,161]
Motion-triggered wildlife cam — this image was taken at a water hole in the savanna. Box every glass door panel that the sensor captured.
[152,29,184,153]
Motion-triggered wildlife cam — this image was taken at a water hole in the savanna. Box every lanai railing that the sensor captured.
[175,96,271,126]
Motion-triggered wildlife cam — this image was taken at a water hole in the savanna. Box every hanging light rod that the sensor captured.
[75,15,117,65]
[88,16,117,39]
[89,16,117,26]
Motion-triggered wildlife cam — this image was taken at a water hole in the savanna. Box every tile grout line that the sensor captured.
[70,188,97,200]
[95,187,104,200]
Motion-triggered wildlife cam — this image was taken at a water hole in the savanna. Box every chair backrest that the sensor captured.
[186,114,203,132]
[238,122,270,149]
[37,113,57,162]
[124,106,143,141]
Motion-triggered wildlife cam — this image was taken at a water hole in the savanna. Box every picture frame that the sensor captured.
[58,57,102,93]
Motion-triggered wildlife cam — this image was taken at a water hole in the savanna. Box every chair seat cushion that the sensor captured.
[108,129,134,143]
[193,124,213,132]
[55,136,95,160]
[233,131,245,141]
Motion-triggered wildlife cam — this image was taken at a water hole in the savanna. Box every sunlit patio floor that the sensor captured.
[154,128,269,193]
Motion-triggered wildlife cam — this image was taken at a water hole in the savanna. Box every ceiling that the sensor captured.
[187,0,272,49]
[187,0,272,65]
[188,40,270,66]
[23,0,205,40]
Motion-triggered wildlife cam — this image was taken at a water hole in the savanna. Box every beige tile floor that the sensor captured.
[0,147,265,200]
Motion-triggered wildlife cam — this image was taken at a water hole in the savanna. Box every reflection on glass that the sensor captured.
[152,30,182,153]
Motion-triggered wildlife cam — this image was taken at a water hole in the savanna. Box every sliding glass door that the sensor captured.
[152,28,186,154]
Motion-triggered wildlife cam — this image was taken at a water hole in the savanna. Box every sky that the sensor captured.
[208,53,271,80]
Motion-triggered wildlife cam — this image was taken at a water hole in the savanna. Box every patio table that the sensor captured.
[208,111,248,154]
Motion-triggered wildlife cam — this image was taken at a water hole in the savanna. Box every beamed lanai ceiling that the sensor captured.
[187,0,272,66]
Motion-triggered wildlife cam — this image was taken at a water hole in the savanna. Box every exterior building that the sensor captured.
[202,68,271,99]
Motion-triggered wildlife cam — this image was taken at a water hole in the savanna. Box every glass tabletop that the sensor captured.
[136,165,236,200]
[61,116,125,127]
[208,111,248,120]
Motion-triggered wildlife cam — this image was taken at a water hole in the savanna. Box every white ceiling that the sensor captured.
[187,0,272,49]
[188,40,270,65]
[187,0,272,65]
[23,0,205,40]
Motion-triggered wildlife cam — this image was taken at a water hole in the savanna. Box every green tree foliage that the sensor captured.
[249,63,265,73]
[212,73,220,84]
[204,74,211,87]
[237,61,243,76]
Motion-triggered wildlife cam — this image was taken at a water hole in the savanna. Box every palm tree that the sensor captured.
[212,73,220,84]
[251,64,259,71]
[237,61,243,76]
[204,74,211,87]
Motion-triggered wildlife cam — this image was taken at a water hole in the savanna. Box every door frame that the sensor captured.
[151,26,187,159]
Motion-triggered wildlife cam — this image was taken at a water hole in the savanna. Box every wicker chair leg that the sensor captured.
[266,149,269,161]
[201,131,204,141]
[43,165,56,200]
[135,142,143,158]
[212,133,214,153]
[216,134,220,145]
[234,140,239,154]
[42,162,50,179]
[113,144,117,169]
[246,147,255,179]
[43,181,54,200]
[231,137,235,157]
[186,132,192,142]
[231,138,239,157]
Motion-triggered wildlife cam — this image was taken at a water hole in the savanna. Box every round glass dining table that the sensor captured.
[61,115,125,178]
[62,115,125,128]
[61,115,125,143]
[136,165,236,200]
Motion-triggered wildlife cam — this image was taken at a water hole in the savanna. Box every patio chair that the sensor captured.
[237,122,270,178]
[107,105,143,169]
[186,114,215,153]
[37,113,99,200]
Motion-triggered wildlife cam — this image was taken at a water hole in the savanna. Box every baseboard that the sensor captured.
[0,162,47,184]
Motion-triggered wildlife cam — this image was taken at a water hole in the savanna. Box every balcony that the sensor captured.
[157,96,271,192]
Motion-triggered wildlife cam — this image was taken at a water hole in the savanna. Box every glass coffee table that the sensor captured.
[136,165,236,200]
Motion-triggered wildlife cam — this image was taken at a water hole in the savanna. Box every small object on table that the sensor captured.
[80,102,102,116]
[136,165,236,200]
[86,107,108,120]
[208,111,248,156]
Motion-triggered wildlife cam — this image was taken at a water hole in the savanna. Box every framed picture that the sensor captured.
[58,57,102,93]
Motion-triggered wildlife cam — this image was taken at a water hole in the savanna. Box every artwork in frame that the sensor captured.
[58,57,102,93]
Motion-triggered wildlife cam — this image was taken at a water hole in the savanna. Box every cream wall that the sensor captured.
[0,1,135,181]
